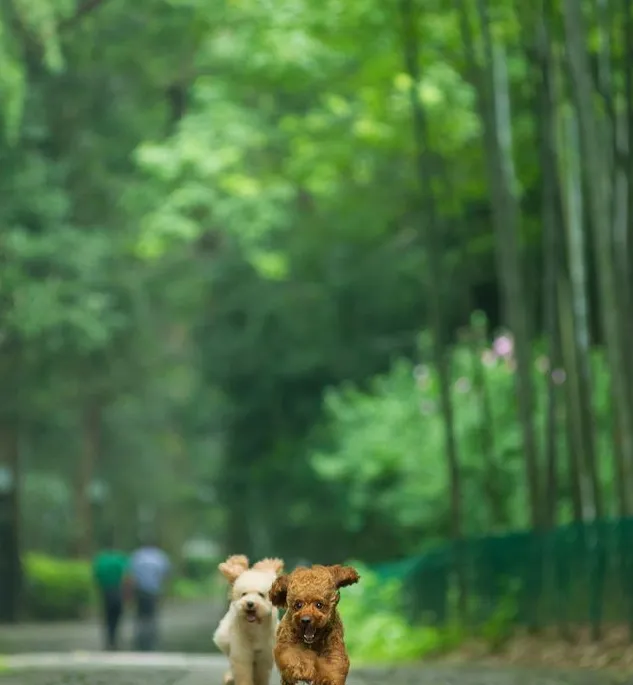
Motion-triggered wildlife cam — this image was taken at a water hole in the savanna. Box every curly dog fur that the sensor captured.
[269,564,360,685]
[213,555,284,685]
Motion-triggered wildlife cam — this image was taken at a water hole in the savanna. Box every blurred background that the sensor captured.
[1,0,632,670]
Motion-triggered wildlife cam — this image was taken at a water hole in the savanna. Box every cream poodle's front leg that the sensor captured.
[213,610,235,684]
[213,610,233,655]
[231,658,255,685]
[253,652,274,685]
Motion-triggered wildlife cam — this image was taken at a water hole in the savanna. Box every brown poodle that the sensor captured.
[269,564,360,685]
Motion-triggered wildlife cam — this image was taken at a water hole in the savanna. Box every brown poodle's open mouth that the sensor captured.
[302,624,317,644]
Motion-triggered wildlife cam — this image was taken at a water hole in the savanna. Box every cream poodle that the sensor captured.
[213,554,284,685]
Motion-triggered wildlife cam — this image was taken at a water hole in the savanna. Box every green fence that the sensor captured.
[373,518,633,638]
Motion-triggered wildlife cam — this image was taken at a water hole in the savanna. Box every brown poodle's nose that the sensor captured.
[301,616,312,625]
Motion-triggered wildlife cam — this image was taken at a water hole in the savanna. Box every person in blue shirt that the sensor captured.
[128,536,171,651]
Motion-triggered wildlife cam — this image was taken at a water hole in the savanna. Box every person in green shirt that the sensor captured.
[92,535,130,651]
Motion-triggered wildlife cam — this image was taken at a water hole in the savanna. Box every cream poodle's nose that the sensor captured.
[246,600,255,609]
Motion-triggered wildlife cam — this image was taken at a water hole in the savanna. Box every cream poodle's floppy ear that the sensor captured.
[252,557,284,575]
[269,574,289,607]
[329,564,360,588]
[218,554,250,583]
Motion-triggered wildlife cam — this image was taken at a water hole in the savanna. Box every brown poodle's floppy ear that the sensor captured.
[252,557,284,575]
[218,554,250,583]
[269,574,289,607]
[329,564,360,588]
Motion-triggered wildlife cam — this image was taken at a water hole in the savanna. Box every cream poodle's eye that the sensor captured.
[315,602,323,610]
[259,592,266,598]
[294,600,303,610]
[241,592,248,597]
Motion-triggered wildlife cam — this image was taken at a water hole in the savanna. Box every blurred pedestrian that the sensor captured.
[128,537,171,651]
[92,534,130,651]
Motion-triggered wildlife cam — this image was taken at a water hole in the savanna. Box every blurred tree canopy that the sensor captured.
[1,0,631,621]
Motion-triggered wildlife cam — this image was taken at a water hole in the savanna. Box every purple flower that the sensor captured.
[552,368,566,385]
[493,334,514,358]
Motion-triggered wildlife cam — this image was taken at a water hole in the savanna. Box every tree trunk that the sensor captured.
[75,400,101,558]
[458,0,541,528]
[616,0,633,511]
[563,0,633,510]
[468,315,507,528]
[555,64,603,520]
[399,0,465,613]
[625,0,633,304]
[536,11,565,527]
[0,420,22,622]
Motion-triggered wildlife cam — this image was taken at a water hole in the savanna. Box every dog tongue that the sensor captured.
[246,612,257,623]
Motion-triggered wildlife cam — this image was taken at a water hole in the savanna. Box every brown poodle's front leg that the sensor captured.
[314,653,350,685]
[274,645,317,684]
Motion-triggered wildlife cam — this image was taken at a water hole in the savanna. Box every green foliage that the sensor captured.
[0,0,517,573]
[22,554,93,621]
[171,576,223,600]
[0,0,73,140]
[312,326,616,536]
[182,555,218,582]
[478,586,520,651]
[22,552,216,616]
[340,563,456,664]
[0,0,622,632]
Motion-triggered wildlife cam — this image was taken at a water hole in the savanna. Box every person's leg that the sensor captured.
[100,590,111,651]
[144,592,159,651]
[135,590,156,651]
[106,589,123,650]
[102,589,120,651]
[134,589,146,651]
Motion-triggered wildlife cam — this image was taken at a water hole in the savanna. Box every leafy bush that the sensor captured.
[23,554,94,621]
[182,555,218,582]
[171,575,224,600]
[312,319,614,536]
[339,563,456,664]
[477,584,520,651]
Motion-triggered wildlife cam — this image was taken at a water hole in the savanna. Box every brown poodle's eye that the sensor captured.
[315,602,323,610]
[294,600,303,610]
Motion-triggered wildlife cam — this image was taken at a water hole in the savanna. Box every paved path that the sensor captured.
[0,607,629,685]
[0,653,224,685]
[0,600,223,654]
[0,653,629,685]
